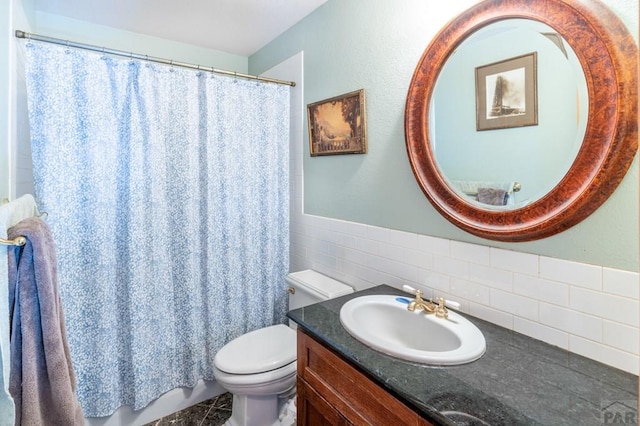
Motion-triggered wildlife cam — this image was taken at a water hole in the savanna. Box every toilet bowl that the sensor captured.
[213,270,353,426]
[213,324,297,426]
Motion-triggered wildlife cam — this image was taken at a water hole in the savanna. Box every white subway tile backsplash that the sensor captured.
[342,246,373,267]
[570,287,638,327]
[303,213,328,229]
[386,259,418,282]
[291,214,639,374]
[378,243,407,262]
[451,241,491,265]
[408,248,434,269]
[417,234,450,256]
[386,229,419,249]
[326,242,344,259]
[469,264,513,292]
[433,255,469,279]
[490,248,538,276]
[412,283,435,299]
[345,221,369,239]
[372,271,404,288]
[469,302,513,329]
[308,237,330,255]
[417,268,450,293]
[513,317,569,350]
[338,234,358,250]
[603,268,639,300]
[539,303,602,342]
[319,228,342,245]
[322,218,349,233]
[309,251,338,271]
[364,253,391,273]
[490,289,539,321]
[398,247,432,268]
[513,273,569,307]
[355,237,379,255]
[366,224,391,243]
[339,261,380,288]
[540,256,602,290]
[450,278,490,305]
[570,336,638,375]
[603,320,639,355]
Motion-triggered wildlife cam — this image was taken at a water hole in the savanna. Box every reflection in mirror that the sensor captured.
[430,19,587,209]
[405,0,637,241]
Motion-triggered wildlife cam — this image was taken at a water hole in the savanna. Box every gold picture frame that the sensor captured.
[307,89,367,156]
[476,53,538,131]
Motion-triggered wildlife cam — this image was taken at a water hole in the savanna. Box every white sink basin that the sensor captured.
[339,295,486,365]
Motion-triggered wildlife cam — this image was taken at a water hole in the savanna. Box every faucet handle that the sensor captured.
[434,297,461,319]
[444,299,460,310]
[402,284,418,295]
[434,298,447,318]
[403,285,426,303]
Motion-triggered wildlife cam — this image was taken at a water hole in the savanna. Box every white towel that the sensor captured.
[0,194,38,426]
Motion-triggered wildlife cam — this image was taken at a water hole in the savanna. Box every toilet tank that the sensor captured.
[286,269,353,310]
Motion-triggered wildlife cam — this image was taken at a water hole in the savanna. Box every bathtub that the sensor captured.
[84,379,226,426]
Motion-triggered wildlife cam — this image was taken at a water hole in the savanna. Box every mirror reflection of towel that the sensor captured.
[477,187,508,206]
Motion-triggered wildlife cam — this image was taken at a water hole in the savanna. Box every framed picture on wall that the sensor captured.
[307,89,367,156]
[476,52,538,131]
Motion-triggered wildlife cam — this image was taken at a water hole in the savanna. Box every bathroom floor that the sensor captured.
[145,393,232,426]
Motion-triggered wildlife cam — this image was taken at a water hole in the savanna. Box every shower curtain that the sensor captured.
[23,41,290,417]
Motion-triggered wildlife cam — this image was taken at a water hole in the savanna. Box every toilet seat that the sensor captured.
[213,359,297,389]
[214,324,296,375]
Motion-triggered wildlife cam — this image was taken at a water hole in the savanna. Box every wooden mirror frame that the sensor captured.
[405,0,637,242]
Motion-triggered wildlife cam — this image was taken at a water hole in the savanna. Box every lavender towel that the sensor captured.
[7,217,84,425]
[477,187,509,206]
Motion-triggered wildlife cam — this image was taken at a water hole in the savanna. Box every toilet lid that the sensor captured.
[215,324,297,375]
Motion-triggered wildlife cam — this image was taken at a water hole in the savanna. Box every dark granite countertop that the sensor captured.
[288,285,638,425]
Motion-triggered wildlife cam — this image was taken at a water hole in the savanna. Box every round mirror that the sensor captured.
[405,0,637,241]
[432,19,587,210]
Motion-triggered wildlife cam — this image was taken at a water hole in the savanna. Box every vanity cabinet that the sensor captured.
[297,328,434,426]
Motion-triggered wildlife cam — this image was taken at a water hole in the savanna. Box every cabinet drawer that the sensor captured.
[298,329,433,426]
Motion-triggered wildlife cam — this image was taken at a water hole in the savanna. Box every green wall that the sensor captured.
[250,0,639,272]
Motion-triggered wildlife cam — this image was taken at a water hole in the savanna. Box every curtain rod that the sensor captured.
[14,30,296,87]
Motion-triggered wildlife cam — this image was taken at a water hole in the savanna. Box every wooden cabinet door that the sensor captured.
[298,376,350,426]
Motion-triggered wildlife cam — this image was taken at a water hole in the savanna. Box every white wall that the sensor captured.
[3,0,34,202]
[289,208,639,374]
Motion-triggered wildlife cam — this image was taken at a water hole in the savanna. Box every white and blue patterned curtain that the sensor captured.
[23,41,290,417]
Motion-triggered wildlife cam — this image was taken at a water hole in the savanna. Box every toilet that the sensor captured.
[213,270,353,426]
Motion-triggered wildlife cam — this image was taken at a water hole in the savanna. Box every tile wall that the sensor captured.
[289,160,639,376]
